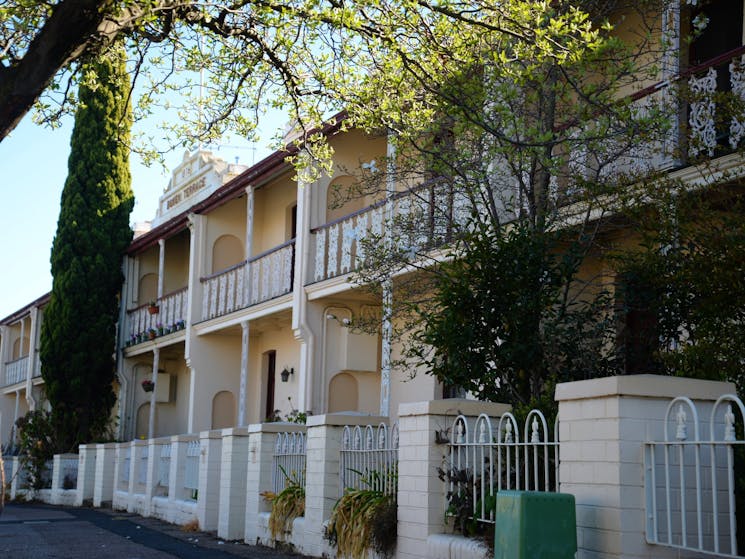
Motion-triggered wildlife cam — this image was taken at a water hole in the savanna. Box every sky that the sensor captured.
[0,109,280,320]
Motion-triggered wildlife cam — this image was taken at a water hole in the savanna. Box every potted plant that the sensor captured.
[141,379,155,392]
[147,300,159,315]
[157,322,164,336]
[148,328,157,340]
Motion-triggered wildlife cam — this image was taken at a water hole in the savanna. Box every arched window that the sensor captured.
[212,234,244,273]
[211,390,236,429]
[138,273,157,304]
[326,175,365,223]
[328,372,359,413]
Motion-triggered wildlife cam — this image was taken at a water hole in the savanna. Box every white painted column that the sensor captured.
[379,133,396,417]
[0,325,7,383]
[19,316,25,360]
[556,374,734,559]
[380,279,392,417]
[157,238,165,299]
[12,391,20,443]
[292,175,313,412]
[238,321,249,427]
[148,348,160,439]
[245,187,254,306]
[25,306,39,409]
[185,213,204,433]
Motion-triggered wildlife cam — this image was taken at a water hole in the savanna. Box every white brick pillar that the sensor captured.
[93,442,117,507]
[169,434,195,502]
[128,439,147,513]
[218,427,250,540]
[50,453,78,505]
[245,422,306,545]
[197,430,222,531]
[303,413,388,557]
[556,374,734,559]
[396,399,510,559]
[74,445,96,506]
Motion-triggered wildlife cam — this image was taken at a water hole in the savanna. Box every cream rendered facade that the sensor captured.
[116,122,444,441]
[0,294,47,450]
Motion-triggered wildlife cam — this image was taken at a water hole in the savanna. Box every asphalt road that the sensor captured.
[0,503,311,559]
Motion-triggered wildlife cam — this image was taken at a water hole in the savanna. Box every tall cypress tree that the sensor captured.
[40,44,134,451]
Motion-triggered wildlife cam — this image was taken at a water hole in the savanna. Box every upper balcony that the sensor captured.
[3,355,28,388]
[125,287,188,346]
[310,183,467,283]
[200,239,295,321]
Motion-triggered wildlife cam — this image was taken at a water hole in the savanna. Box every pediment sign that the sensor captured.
[152,150,247,226]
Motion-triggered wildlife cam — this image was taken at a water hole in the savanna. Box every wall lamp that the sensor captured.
[280,367,294,383]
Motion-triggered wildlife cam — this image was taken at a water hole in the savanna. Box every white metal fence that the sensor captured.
[137,446,149,488]
[120,446,131,487]
[447,410,559,525]
[339,422,399,496]
[272,431,306,493]
[183,440,200,497]
[645,395,745,557]
[158,443,172,490]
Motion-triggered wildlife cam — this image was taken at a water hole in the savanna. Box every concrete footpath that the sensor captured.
[0,502,311,558]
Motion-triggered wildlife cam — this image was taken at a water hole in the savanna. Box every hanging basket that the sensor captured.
[148,304,159,315]
[141,380,155,392]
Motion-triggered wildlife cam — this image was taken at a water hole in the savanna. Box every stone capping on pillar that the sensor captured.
[247,421,307,434]
[398,398,511,419]
[554,374,735,559]
[554,373,736,402]
[305,412,388,428]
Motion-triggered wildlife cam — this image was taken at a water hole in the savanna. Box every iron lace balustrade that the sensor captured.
[126,287,188,346]
[3,355,28,387]
[311,182,470,283]
[201,240,295,321]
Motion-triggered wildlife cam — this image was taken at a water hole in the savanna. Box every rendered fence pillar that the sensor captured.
[197,430,222,531]
[556,374,734,559]
[128,439,147,513]
[218,427,250,540]
[303,413,387,558]
[145,437,171,517]
[396,400,510,559]
[112,442,129,510]
[74,445,96,506]
[244,422,305,545]
[93,442,117,507]
[50,453,78,505]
